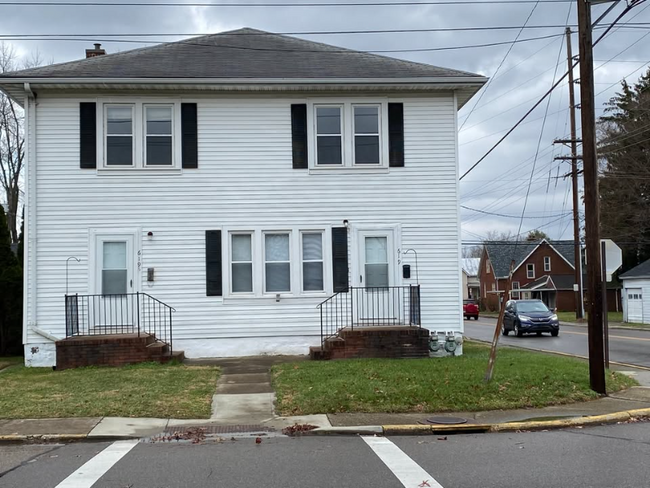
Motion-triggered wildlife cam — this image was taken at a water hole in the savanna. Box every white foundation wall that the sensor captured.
[25,92,463,364]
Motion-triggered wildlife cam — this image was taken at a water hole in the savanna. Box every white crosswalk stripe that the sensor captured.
[55,440,139,488]
[362,436,444,488]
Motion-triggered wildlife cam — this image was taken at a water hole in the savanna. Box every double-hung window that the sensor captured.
[511,281,520,300]
[144,105,173,166]
[101,101,179,170]
[231,234,253,294]
[527,264,535,279]
[315,106,343,165]
[312,100,387,168]
[353,105,380,165]
[301,232,324,292]
[105,105,134,166]
[264,233,291,293]
[544,256,551,272]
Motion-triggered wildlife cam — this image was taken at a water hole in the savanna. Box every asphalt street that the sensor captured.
[2,422,650,488]
[464,316,650,368]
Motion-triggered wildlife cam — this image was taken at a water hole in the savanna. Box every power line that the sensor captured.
[0,0,583,7]
[461,205,571,219]
[458,2,647,181]
[459,1,541,131]
[0,33,567,54]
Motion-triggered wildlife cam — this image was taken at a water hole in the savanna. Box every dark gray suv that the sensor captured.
[502,299,560,337]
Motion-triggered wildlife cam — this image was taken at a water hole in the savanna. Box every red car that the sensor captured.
[463,299,479,320]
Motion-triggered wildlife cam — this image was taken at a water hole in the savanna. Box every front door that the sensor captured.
[92,234,136,332]
[356,230,399,324]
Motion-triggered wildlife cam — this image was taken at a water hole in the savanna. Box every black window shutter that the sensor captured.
[205,230,222,296]
[181,103,198,169]
[388,103,404,167]
[79,103,96,169]
[291,104,308,169]
[332,227,349,292]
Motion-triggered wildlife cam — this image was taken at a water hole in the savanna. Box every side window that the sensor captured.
[105,105,134,167]
[144,105,173,166]
[231,234,253,294]
[301,232,324,292]
[527,264,535,279]
[315,106,343,166]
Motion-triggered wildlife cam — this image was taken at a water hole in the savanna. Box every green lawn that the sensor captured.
[272,342,636,416]
[0,362,220,419]
[556,311,649,328]
[0,356,23,371]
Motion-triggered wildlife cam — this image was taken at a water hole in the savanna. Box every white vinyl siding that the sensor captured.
[26,93,461,360]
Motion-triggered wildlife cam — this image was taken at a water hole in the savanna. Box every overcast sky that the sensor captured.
[2,0,649,244]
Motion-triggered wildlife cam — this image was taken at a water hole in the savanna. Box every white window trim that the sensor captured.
[511,281,520,299]
[104,104,135,168]
[544,256,551,272]
[263,231,293,295]
[527,264,535,279]
[307,98,390,172]
[143,103,175,168]
[300,231,325,294]
[486,261,491,274]
[352,103,382,167]
[223,226,332,300]
[96,98,182,172]
[228,232,255,296]
[314,104,344,167]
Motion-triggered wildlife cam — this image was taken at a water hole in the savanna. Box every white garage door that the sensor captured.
[626,289,643,323]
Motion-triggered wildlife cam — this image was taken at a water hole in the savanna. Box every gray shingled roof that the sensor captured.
[620,258,650,280]
[485,239,575,278]
[0,28,484,80]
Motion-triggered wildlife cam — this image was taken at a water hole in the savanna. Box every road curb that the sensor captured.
[0,433,137,444]
[305,407,650,437]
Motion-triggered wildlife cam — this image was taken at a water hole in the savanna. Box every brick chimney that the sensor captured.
[85,43,106,58]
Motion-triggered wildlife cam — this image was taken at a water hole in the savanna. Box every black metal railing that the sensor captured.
[65,292,176,351]
[317,285,421,345]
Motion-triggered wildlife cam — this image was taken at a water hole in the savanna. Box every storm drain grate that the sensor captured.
[164,425,275,435]
[418,417,468,425]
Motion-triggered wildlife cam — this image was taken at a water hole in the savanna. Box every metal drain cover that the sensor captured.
[164,425,274,435]
[419,417,468,425]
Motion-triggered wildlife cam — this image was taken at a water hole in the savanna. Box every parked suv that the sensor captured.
[502,299,559,337]
[463,300,479,320]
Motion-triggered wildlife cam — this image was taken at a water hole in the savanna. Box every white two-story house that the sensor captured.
[0,28,485,367]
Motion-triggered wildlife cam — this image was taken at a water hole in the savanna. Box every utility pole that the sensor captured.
[577,0,606,394]
[565,27,585,321]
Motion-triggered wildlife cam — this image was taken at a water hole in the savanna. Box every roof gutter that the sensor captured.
[24,82,35,99]
[1,76,488,85]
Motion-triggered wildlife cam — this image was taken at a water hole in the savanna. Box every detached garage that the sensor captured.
[620,259,650,324]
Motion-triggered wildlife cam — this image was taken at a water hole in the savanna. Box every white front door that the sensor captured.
[92,234,136,331]
[626,288,643,323]
[356,230,399,324]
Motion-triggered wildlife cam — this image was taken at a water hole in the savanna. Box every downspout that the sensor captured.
[22,82,38,347]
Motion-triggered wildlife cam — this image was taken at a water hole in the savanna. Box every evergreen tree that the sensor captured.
[0,205,22,356]
[598,69,650,272]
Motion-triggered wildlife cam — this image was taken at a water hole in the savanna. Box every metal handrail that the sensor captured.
[317,285,421,345]
[64,292,175,352]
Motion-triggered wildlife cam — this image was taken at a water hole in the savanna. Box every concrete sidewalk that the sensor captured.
[2,386,649,441]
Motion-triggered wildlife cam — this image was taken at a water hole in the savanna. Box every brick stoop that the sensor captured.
[55,333,184,370]
[309,326,430,360]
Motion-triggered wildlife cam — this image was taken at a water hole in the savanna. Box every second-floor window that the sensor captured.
[527,264,535,279]
[105,105,134,166]
[544,256,551,272]
[101,100,179,170]
[486,261,491,274]
[312,101,387,169]
[511,281,520,300]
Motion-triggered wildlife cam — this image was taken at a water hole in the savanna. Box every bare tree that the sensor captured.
[0,43,42,243]
[484,230,514,241]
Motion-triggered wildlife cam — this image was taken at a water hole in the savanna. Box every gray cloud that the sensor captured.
[1,0,648,243]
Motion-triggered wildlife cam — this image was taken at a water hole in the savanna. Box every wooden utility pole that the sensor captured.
[485,261,514,383]
[565,27,585,321]
[577,0,606,394]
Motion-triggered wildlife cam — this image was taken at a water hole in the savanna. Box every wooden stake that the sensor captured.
[485,260,514,383]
